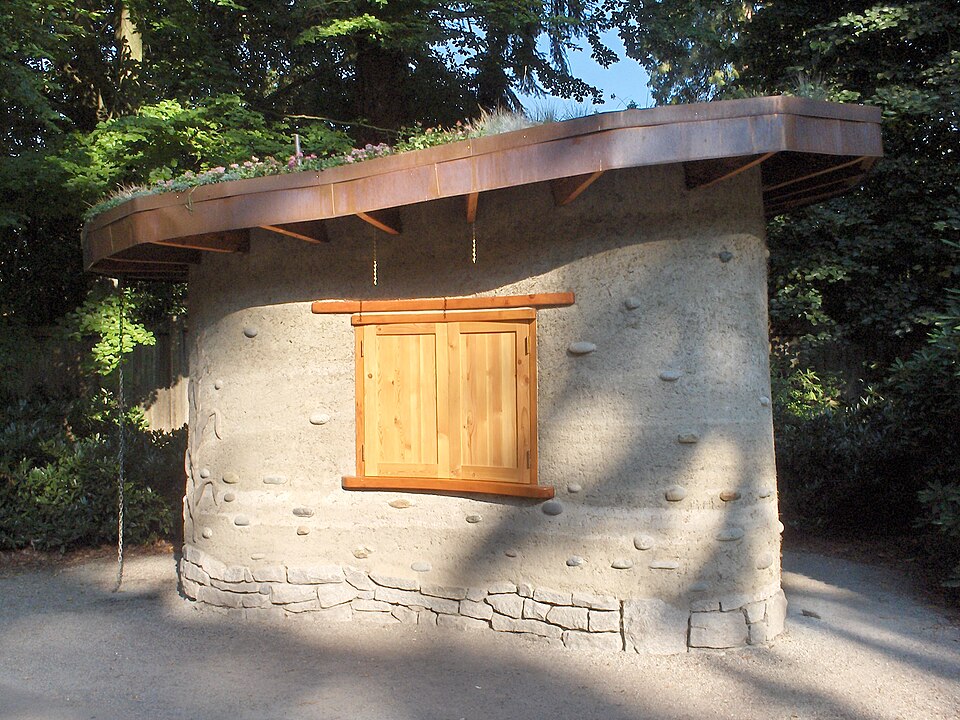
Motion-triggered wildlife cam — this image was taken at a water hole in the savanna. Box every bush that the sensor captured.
[0,382,174,552]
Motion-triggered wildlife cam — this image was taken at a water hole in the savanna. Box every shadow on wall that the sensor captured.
[182,163,778,623]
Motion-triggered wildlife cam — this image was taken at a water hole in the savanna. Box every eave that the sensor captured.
[81,96,883,281]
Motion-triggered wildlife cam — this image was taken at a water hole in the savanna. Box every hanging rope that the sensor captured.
[372,234,379,286]
[113,282,126,593]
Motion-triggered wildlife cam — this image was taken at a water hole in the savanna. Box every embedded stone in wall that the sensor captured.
[461,600,494,621]
[716,527,745,542]
[522,598,551,622]
[567,341,596,355]
[566,556,584,567]
[292,507,314,517]
[720,490,741,502]
[199,468,210,478]
[234,515,250,526]
[252,565,285,583]
[665,485,687,502]
[623,599,688,655]
[658,370,682,381]
[353,546,372,559]
[677,433,699,444]
[345,569,375,591]
[222,472,239,484]
[263,475,287,485]
[571,592,619,611]
[287,565,343,584]
[689,611,749,649]
[243,326,258,338]
[201,527,213,539]
[271,584,318,605]
[624,296,642,310]
[541,500,563,516]
[759,396,771,406]
[490,615,563,640]
[421,584,468,600]
[718,250,734,263]
[214,379,223,390]
[411,561,432,573]
[438,614,489,632]
[567,483,582,493]
[392,606,419,624]
[649,560,680,570]
[370,574,418,591]
[296,526,310,535]
[317,583,358,608]
[309,412,330,426]
[546,606,589,631]
[634,534,655,551]
[504,550,519,558]
[611,559,634,570]
[488,582,517,595]
[223,492,236,502]
[487,594,523,619]
[759,487,775,499]
[756,552,775,570]
[465,514,482,524]
[589,610,621,633]
[389,499,413,509]
[533,588,573,605]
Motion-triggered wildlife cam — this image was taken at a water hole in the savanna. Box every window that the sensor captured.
[342,308,553,498]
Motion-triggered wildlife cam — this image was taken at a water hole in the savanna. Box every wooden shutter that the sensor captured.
[351,310,545,496]
[359,323,448,479]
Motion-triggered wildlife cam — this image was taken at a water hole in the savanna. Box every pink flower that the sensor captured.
[243,161,253,168]
[229,163,239,169]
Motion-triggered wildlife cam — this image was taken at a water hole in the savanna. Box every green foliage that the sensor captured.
[917,481,960,587]
[0,391,173,551]
[67,288,156,376]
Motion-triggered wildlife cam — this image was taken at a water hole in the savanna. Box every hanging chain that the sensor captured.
[113,284,126,593]
[471,223,477,264]
[372,234,378,286]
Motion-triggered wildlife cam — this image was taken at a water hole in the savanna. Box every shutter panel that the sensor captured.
[449,321,531,484]
[360,323,448,478]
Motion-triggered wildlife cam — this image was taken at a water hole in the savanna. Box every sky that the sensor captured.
[522,30,653,117]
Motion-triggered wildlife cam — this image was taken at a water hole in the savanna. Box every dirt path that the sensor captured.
[0,549,957,720]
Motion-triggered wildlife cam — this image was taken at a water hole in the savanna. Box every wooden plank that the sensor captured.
[312,292,575,314]
[357,208,402,235]
[763,156,871,193]
[153,229,249,253]
[465,192,479,224]
[551,171,604,207]
[685,152,775,190]
[351,309,536,326]
[341,476,555,499]
[260,220,329,244]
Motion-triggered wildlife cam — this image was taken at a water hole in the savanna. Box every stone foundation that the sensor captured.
[181,544,786,653]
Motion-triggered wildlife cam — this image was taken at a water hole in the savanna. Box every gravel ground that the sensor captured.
[0,549,957,720]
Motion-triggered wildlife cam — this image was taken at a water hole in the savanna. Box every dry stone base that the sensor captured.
[180,545,785,654]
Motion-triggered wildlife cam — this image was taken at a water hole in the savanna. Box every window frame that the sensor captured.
[342,307,552,498]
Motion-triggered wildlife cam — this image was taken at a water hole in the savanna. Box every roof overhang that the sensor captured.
[82,96,883,281]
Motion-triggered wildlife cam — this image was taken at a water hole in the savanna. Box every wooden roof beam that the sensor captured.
[357,209,402,235]
[261,220,329,244]
[153,229,250,254]
[763,156,873,193]
[552,171,604,207]
[465,192,479,224]
[685,152,775,191]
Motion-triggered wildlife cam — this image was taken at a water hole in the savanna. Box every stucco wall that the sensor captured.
[180,163,786,652]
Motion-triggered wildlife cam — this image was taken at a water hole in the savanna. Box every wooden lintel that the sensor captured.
[357,209,401,235]
[352,308,536,326]
[465,192,479,224]
[551,171,604,207]
[762,156,870,193]
[312,292,575,315]
[686,152,776,191]
[154,229,249,254]
[260,220,329,244]
[342,475,555,499]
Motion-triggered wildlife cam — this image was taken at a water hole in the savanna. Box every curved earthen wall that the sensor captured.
[180,164,786,652]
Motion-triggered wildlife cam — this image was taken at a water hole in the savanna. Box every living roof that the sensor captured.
[82,96,882,281]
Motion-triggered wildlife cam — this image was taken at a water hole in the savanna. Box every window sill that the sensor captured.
[342,476,555,499]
